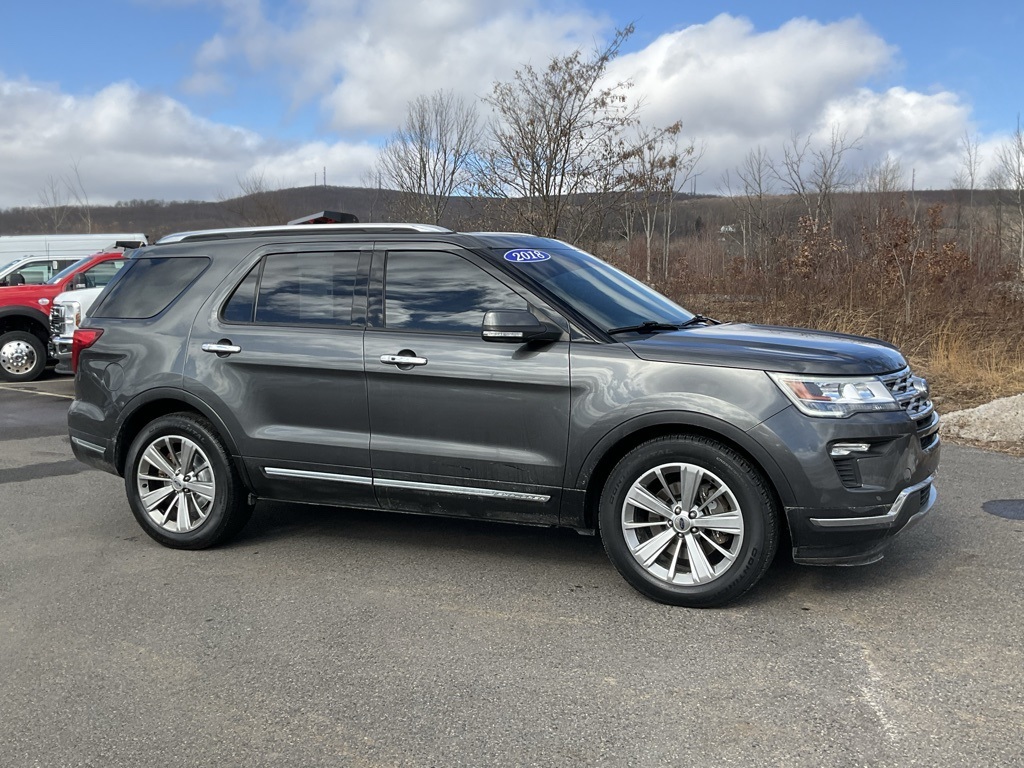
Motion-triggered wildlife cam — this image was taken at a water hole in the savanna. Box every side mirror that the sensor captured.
[482,309,562,344]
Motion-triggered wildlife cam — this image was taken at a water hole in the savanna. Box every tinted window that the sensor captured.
[385,251,527,334]
[254,252,359,326]
[222,263,260,323]
[92,257,209,319]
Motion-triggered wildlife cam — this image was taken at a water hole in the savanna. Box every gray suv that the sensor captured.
[68,220,940,607]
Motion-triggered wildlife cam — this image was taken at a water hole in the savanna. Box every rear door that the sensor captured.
[363,244,571,524]
[186,244,376,509]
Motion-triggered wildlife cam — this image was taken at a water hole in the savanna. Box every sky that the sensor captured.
[0,0,1020,209]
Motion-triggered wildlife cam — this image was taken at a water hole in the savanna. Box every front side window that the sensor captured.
[79,259,127,289]
[384,251,527,334]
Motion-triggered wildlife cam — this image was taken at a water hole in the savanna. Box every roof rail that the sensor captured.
[156,222,455,244]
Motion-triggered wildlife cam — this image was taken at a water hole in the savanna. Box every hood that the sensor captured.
[624,323,907,376]
[0,283,59,306]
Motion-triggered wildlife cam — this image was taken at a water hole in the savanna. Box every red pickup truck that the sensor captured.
[0,250,132,382]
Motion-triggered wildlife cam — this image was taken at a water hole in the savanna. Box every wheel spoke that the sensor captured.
[685,534,716,583]
[183,480,214,501]
[677,465,704,509]
[626,485,674,520]
[178,441,196,474]
[142,445,177,479]
[175,493,192,532]
[695,486,728,514]
[632,527,678,568]
[691,510,743,534]
[141,484,175,513]
[696,531,737,561]
[653,468,676,504]
[624,520,669,530]
[667,538,683,580]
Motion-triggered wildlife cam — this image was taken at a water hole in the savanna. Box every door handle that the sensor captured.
[380,353,427,367]
[202,342,242,356]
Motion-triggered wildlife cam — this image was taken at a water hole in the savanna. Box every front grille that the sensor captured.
[881,367,939,449]
[49,305,64,335]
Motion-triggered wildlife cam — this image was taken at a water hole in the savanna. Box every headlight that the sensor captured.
[767,372,899,418]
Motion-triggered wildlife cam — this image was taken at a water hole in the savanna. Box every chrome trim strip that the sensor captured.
[810,475,936,528]
[263,467,373,485]
[376,478,551,504]
[71,437,105,455]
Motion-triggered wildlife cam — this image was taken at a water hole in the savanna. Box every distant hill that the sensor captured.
[0,184,1002,243]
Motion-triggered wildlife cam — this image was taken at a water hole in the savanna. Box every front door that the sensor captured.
[364,246,571,524]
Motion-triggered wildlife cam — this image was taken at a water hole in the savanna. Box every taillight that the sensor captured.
[71,328,103,373]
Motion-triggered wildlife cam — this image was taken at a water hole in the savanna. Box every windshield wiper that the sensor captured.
[676,313,720,329]
[607,321,682,335]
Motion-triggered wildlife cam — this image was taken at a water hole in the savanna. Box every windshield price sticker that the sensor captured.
[504,249,551,263]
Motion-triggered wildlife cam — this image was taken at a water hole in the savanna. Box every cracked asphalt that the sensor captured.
[1,376,1022,767]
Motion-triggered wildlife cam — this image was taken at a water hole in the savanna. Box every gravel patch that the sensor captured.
[940,393,1024,454]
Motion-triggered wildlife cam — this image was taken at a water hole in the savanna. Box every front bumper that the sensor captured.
[788,473,937,565]
[750,403,941,566]
[48,335,73,374]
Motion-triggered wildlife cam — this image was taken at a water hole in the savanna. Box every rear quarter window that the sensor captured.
[91,257,210,319]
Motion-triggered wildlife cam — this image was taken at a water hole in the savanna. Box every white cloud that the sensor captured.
[0,7,1010,210]
[605,14,980,189]
[0,76,377,208]
[188,0,609,133]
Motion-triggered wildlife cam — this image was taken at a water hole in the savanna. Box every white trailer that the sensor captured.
[0,233,147,285]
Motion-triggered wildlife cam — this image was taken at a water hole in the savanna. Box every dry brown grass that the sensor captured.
[912,319,1024,412]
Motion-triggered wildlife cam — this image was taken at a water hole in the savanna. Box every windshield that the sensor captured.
[490,244,693,333]
[0,258,22,274]
[46,255,92,285]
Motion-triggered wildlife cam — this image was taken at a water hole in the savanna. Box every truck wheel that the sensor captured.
[124,413,254,549]
[599,435,779,608]
[0,330,46,382]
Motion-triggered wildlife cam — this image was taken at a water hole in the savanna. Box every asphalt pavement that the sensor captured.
[1,377,1022,767]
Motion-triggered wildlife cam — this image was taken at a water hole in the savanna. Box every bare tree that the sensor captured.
[474,25,641,240]
[771,126,861,234]
[991,119,1024,279]
[952,131,981,259]
[722,146,780,269]
[66,159,93,232]
[36,175,72,232]
[621,121,683,282]
[34,160,93,232]
[376,90,480,224]
[220,170,287,226]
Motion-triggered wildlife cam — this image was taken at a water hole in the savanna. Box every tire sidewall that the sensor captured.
[600,437,776,607]
[0,330,46,382]
[125,414,239,549]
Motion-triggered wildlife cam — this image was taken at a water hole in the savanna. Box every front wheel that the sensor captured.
[124,413,253,549]
[599,435,779,608]
[0,330,46,382]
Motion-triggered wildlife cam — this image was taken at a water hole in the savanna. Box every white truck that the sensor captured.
[48,285,106,374]
[0,233,146,286]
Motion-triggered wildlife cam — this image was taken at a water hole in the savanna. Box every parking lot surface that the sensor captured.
[1,381,1023,767]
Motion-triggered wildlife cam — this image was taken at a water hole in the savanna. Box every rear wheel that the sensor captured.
[125,413,253,549]
[0,330,46,382]
[599,435,779,607]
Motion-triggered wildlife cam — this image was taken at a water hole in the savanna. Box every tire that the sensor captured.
[124,413,254,549]
[0,330,46,382]
[599,435,779,608]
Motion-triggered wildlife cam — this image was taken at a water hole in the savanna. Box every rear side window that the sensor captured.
[223,251,360,327]
[92,257,209,319]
